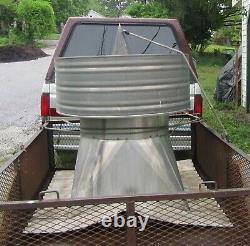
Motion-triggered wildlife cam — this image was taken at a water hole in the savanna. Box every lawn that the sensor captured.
[196,46,250,153]
[204,44,235,53]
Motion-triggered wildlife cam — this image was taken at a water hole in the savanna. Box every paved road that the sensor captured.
[0,48,54,160]
[0,48,54,126]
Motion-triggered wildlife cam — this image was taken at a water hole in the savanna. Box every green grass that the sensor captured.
[0,36,9,46]
[0,32,60,48]
[196,47,250,153]
[54,150,77,169]
[205,44,235,53]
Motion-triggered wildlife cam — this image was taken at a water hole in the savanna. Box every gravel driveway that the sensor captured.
[0,48,54,162]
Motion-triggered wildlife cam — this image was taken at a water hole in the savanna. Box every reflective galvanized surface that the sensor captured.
[72,136,184,198]
[78,116,169,140]
[71,116,185,198]
[55,54,190,118]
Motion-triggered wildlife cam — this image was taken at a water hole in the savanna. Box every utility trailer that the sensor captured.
[0,118,250,245]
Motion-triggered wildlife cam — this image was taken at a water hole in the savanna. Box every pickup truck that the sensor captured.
[41,17,202,156]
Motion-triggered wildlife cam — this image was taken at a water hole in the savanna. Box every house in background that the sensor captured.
[233,0,250,112]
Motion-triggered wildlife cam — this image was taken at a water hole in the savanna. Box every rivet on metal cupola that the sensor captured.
[55,24,190,198]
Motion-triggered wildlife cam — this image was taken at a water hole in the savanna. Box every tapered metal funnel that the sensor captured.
[71,117,184,197]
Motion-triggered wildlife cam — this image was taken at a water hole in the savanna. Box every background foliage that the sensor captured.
[87,0,242,51]
[126,2,168,18]
[125,0,242,51]
[96,0,133,17]
[17,0,56,42]
[0,0,244,48]
[51,0,89,29]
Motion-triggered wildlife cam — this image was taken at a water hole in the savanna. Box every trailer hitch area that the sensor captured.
[39,190,60,200]
[199,181,218,191]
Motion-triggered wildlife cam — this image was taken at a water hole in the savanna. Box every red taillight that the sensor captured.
[41,93,60,117]
[194,94,202,116]
[41,93,50,117]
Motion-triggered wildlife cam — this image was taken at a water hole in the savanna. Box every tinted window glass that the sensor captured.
[63,24,179,57]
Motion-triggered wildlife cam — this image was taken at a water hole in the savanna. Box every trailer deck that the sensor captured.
[0,121,250,245]
[24,159,232,234]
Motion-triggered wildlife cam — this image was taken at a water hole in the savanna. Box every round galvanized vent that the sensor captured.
[55,54,190,118]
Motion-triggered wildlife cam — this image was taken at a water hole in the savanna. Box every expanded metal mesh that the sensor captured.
[0,160,21,202]
[193,122,250,190]
[228,150,250,188]
[0,194,250,245]
[51,116,192,152]
[0,128,50,202]
[0,203,127,245]
[135,196,250,245]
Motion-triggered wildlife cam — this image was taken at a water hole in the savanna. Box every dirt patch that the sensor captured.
[0,44,48,63]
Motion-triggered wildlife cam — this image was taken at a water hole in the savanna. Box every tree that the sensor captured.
[51,0,89,29]
[213,25,241,46]
[97,0,133,17]
[72,0,89,16]
[126,2,168,18]
[157,0,242,51]
[0,0,17,33]
[17,0,56,42]
[88,0,156,17]
[51,0,75,28]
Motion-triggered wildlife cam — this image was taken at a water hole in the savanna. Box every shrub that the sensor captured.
[8,28,25,44]
[17,0,56,42]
